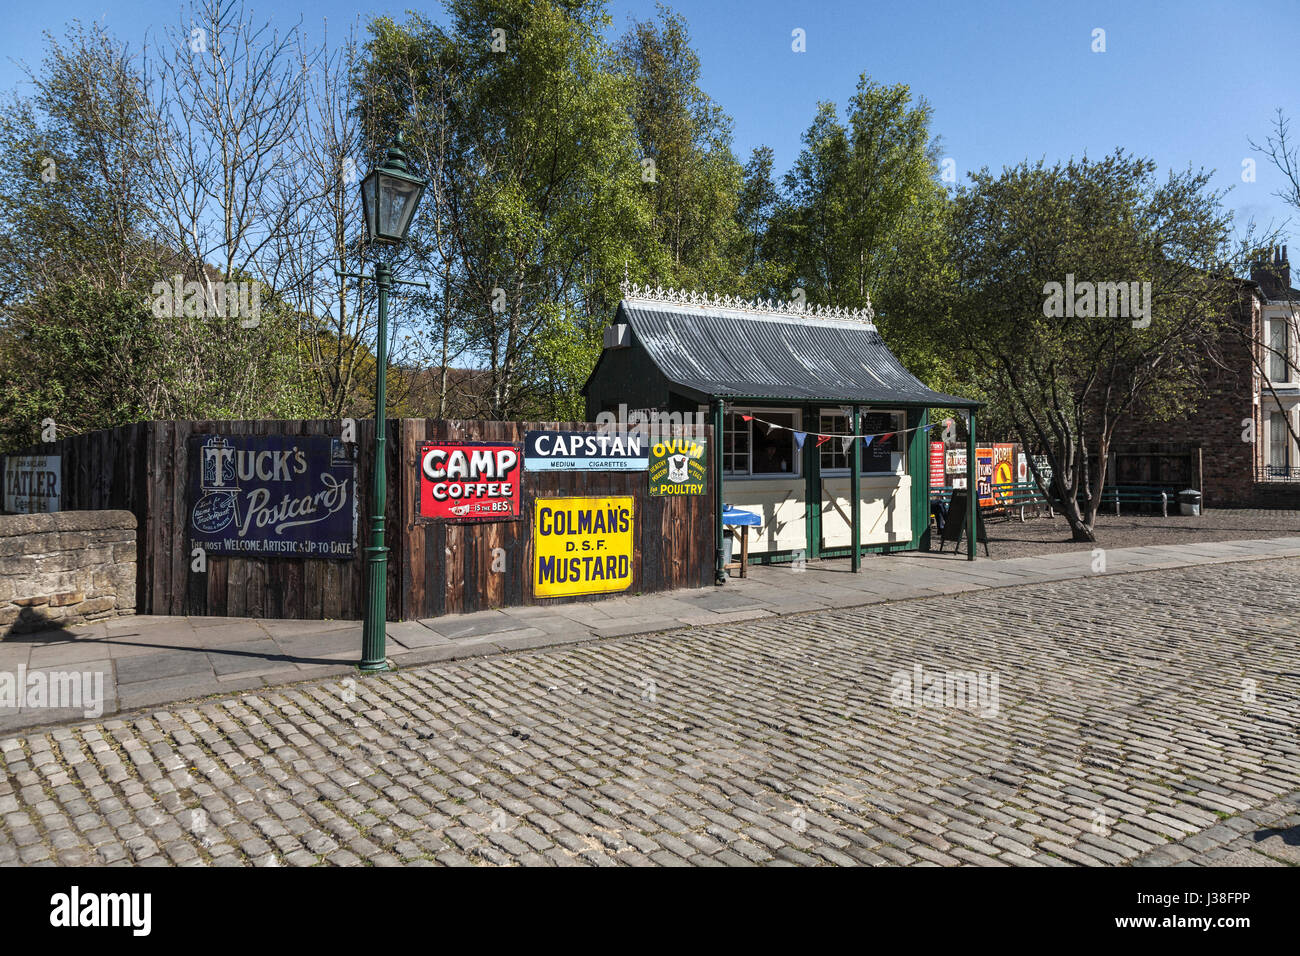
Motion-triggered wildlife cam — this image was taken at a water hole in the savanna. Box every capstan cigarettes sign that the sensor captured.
[418,441,522,522]
[523,430,648,471]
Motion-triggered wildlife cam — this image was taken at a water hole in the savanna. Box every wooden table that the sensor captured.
[722,507,761,578]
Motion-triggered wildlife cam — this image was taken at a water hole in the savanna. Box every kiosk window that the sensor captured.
[820,412,849,471]
[861,410,905,474]
[723,410,800,476]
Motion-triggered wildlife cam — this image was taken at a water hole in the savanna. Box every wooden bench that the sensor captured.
[931,481,1053,523]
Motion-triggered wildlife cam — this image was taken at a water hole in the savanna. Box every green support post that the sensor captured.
[966,408,977,561]
[713,398,726,584]
[361,261,392,670]
[850,405,861,572]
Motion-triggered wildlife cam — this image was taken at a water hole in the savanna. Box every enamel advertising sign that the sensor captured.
[523,430,648,471]
[929,442,945,490]
[188,435,357,558]
[3,455,61,514]
[533,496,634,598]
[648,437,707,496]
[976,448,994,507]
[418,441,522,522]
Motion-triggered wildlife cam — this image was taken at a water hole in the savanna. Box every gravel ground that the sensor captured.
[974,507,1300,560]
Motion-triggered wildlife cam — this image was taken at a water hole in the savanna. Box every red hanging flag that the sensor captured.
[742,415,753,421]
[815,435,832,447]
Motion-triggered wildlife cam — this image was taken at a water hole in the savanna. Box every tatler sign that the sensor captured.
[418,441,522,522]
[3,454,61,513]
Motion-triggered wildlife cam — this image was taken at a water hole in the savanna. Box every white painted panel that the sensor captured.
[820,476,912,546]
[720,478,806,553]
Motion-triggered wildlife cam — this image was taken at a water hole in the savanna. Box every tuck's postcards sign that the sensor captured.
[188,435,357,557]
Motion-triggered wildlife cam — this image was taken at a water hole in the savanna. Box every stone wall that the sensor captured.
[0,511,137,634]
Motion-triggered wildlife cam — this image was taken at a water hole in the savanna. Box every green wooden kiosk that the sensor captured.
[583,282,982,581]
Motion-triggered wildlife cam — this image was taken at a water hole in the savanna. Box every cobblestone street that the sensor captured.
[2,558,1299,867]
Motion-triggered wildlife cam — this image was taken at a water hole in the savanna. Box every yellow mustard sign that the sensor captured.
[533,496,634,598]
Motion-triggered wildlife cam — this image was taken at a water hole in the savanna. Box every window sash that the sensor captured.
[1272,412,1291,468]
[1269,320,1289,381]
[722,408,800,477]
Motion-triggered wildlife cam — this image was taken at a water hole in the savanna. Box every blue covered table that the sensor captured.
[722,506,761,578]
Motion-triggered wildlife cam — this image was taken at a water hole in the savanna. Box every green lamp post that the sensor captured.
[342,132,427,672]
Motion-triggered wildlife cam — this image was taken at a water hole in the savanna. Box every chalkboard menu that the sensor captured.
[862,412,900,472]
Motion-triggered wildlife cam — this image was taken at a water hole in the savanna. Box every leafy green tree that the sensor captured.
[946,150,1239,541]
[356,0,655,419]
[773,77,943,309]
[614,4,743,290]
[0,19,322,450]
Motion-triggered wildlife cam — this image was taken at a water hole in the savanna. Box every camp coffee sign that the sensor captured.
[3,455,61,513]
[188,435,357,558]
[533,496,634,598]
[648,437,707,496]
[418,441,522,522]
[523,430,648,471]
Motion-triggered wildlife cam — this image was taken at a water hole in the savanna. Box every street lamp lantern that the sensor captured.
[342,131,428,673]
[359,130,426,245]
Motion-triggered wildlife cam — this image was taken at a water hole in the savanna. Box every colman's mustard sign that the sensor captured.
[533,496,634,597]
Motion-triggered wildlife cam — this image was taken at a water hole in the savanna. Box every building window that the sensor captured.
[1271,411,1292,472]
[861,410,905,474]
[817,409,906,475]
[820,412,849,471]
[722,409,800,477]
[1269,318,1290,381]
[723,412,749,475]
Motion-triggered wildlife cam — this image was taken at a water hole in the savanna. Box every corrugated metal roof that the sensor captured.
[618,296,980,408]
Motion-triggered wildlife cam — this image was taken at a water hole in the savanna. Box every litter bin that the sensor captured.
[1178,489,1202,516]
[722,528,735,566]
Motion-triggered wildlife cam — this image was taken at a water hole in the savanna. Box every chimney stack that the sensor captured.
[1252,244,1292,299]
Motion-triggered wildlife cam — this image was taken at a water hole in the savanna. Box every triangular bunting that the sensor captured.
[793,431,807,449]
[862,435,874,447]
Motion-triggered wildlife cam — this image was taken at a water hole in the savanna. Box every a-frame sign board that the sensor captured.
[940,489,989,557]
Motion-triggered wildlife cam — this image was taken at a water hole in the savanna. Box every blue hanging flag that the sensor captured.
[793,431,806,449]
[862,435,874,447]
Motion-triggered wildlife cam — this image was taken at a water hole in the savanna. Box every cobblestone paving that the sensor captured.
[2,559,1298,867]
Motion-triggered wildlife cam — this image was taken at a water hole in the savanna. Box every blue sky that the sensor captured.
[3,0,1296,244]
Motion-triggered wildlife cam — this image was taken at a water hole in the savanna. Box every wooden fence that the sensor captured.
[6,419,714,620]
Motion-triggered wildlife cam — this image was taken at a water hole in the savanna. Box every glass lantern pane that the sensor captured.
[361,174,379,241]
[378,174,422,240]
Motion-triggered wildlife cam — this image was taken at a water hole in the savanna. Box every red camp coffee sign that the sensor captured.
[418,441,522,522]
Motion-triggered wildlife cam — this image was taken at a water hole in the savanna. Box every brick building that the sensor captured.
[1113,246,1300,507]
